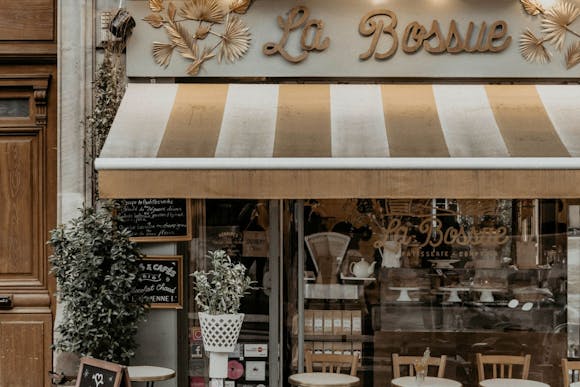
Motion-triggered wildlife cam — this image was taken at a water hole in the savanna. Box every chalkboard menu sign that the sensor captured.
[74,357,131,387]
[118,198,191,242]
[136,256,183,309]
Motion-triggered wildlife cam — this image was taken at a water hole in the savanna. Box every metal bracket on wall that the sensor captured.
[98,11,122,48]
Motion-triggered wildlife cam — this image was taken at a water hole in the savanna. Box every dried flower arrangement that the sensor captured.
[519,0,580,69]
[144,0,252,75]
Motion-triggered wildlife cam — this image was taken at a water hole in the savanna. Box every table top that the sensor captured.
[289,372,360,387]
[570,382,580,387]
[392,376,461,387]
[479,378,549,387]
[127,366,176,382]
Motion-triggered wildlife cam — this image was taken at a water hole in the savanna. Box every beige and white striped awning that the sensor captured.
[96,83,580,199]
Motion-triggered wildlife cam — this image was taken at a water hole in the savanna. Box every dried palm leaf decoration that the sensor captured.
[521,0,545,16]
[149,0,164,12]
[565,40,580,68]
[541,1,580,50]
[519,0,580,69]
[520,29,551,63]
[153,42,175,67]
[227,0,252,14]
[219,15,251,63]
[181,0,226,23]
[143,13,164,28]
[144,0,252,75]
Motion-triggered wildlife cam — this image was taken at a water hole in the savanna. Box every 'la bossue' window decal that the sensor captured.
[144,0,252,75]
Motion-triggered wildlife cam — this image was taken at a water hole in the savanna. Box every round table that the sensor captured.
[392,376,461,387]
[127,366,176,387]
[289,372,360,387]
[479,379,549,387]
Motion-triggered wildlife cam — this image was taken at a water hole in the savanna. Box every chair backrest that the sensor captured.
[392,354,447,378]
[476,353,531,381]
[562,359,580,387]
[305,351,359,376]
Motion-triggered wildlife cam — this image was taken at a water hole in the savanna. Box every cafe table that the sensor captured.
[289,372,360,387]
[479,379,549,387]
[127,365,176,387]
[391,376,461,387]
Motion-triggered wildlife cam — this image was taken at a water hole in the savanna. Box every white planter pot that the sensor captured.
[198,312,244,378]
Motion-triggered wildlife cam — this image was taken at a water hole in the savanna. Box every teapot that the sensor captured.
[349,257,376,278]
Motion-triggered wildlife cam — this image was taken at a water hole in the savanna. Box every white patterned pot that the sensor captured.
[198,312,244,378]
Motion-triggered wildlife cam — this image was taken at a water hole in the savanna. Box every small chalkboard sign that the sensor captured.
[117,199,191,242]
[136,256,183,309]
[75,357,131,387]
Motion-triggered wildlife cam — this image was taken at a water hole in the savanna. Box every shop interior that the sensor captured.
[185,198,577,387]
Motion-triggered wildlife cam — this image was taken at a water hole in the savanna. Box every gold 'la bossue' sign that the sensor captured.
[359,10,511,60]
[264,6,511,64]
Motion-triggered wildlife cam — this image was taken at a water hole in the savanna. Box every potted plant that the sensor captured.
[48,203,148,369]
[192,249,254,378]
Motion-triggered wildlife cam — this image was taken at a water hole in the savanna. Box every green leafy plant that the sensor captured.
[192,250,254,314]
[84,46,126,204]
[49,203,148,365]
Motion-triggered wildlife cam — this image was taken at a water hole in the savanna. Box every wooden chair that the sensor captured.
[476,353,531,381]
[305,351,359,376]
[562,359,580,387]
[392,354,447,378]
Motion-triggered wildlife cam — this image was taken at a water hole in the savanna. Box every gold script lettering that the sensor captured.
[301,19,330,51]
[379,217,510,248]
[423,20,446,54]
[464,21,487,53]
[263,6,330,63]
[446,20,465,54]
[359,10,512,59]
[358,9,398,60]
[486,20,511,53]
[402,22,426,53]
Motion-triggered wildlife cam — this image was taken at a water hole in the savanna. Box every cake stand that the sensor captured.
[389,287,421,302]
[472,288,504,303]
[439,287,470,303]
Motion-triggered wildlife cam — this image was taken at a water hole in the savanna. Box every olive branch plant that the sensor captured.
[144,0,252,76]
[192,250,255,315]
[519,0,580,69]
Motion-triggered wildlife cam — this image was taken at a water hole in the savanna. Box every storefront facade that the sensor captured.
[95,0,580,386]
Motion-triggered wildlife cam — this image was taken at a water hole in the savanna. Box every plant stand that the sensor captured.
[198,312,245,379]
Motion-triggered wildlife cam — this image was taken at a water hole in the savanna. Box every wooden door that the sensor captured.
[0,74,55,387]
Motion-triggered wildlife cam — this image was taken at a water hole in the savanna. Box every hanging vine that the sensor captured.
[85,9,135,203]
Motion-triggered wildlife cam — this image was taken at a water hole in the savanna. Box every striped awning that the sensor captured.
[96,83,580,199]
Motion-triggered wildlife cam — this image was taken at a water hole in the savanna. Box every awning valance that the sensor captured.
[96,83,580,199]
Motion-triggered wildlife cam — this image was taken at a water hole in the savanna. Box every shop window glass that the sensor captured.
[285,199,571,387]
[188,199,273,387]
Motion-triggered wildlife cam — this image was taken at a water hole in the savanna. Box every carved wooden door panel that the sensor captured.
[0,76,53,387]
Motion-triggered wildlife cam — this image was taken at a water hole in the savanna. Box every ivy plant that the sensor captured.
[49,203,148,365]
